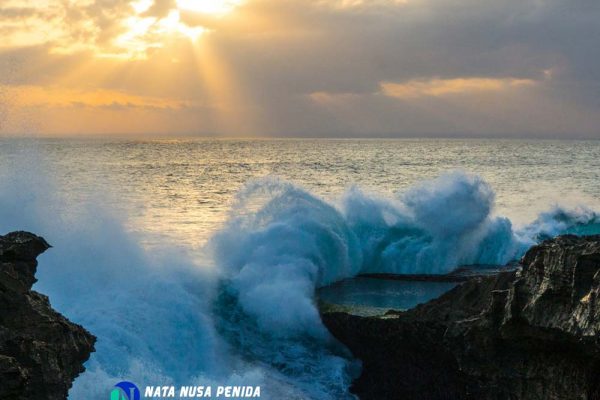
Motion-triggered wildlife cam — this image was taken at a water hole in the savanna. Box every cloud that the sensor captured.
[380,78,536,99]
[142,0,177,18]
[0,6,44,20]
[0,0,599,137]
[4,85,195,110]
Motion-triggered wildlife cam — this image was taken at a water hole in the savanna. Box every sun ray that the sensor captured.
[191,37,261,136]
[176,0,244,16]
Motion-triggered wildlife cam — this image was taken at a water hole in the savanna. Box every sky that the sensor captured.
[0,0,599,138]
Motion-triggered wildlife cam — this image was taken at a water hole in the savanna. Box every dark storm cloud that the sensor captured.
[190,0,600,137]
[207,0,593,93]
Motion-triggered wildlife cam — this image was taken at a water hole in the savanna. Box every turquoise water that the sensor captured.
[0,138,599,399]
[318,277,458,315]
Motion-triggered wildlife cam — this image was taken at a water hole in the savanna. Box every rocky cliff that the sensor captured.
[0,231,95,400]
[322,235,600,400]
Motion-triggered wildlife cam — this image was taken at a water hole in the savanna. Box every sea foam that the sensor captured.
[1,151,599,399]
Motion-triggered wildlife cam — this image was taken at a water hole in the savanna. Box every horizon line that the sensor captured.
[1,133,599,141]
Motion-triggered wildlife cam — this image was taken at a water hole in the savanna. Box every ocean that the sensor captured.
[1,138,600,399]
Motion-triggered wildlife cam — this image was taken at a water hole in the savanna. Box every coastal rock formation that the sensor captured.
[322,235,600,400]
[0,231,95,400]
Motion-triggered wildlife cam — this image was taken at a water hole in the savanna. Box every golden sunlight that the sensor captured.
[108,0,245,59]
[176,0,244,16]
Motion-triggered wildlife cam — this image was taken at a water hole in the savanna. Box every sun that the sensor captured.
[176,0,244,16]
[108,0,246,58]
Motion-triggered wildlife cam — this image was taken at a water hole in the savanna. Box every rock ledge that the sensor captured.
[0,231,96,400]
[322,235,600,400]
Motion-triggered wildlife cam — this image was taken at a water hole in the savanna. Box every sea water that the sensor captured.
[0,138,599,399]
[318,277,459,316]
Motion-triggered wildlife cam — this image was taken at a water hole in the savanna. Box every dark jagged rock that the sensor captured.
[322,235,600,400]
[359,263,518,283]
[0,231,95,400]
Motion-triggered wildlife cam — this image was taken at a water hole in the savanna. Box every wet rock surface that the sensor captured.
[322,235,600,400]
[0,231,95,400]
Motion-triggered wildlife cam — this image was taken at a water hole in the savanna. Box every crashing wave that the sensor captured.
[2,162,599,399]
